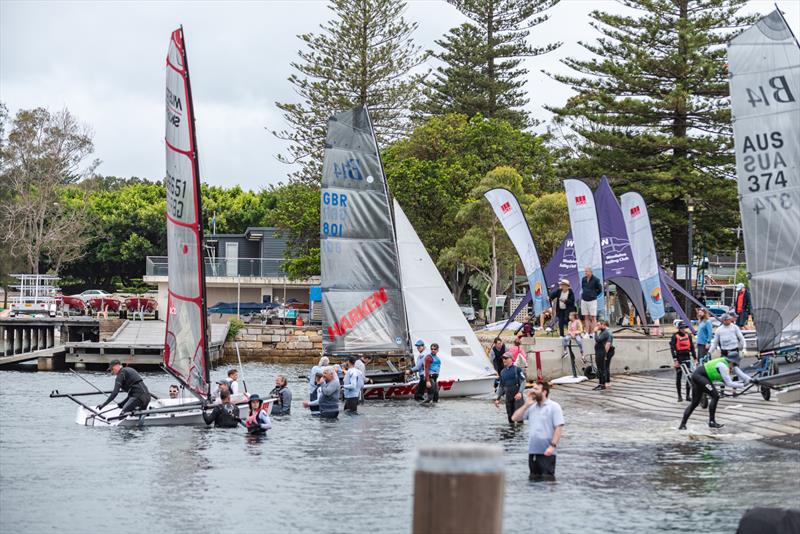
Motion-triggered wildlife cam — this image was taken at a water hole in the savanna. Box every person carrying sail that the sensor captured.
[96,360,151,415]
[202,389,241,428]
[244,394,272,434]
[679,351,754,429]
[670,322,697,402]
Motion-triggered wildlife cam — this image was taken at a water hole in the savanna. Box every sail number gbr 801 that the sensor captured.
[322,191,348,238]
[740,130,794,216]
[166,172,188,219]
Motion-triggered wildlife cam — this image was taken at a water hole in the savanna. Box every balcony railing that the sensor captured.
[146,256,286,278]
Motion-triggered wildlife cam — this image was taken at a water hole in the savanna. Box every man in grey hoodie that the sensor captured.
[303,367,340,419]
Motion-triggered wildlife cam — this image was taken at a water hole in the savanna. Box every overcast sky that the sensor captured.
[2,0,798,190]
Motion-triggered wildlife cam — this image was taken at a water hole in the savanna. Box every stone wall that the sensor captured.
[223,324,323,362]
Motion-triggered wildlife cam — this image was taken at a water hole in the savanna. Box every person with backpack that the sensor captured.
[670,322,697,402]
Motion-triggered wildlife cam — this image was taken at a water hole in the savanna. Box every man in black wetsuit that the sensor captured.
[97,360,151,415]
[202,389,240,428]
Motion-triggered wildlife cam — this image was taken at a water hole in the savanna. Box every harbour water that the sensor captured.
[1,364,798,534]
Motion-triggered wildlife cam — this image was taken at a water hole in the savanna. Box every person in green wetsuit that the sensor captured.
[679,351,753,429]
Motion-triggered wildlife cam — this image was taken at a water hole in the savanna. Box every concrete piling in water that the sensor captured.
[412,444,504,534]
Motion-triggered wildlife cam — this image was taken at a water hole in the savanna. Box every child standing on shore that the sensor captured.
[562,312,584,358]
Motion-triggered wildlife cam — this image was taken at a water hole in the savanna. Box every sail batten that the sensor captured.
[320,107,409,354]
[728,9,800,352]
[163,27,210,398]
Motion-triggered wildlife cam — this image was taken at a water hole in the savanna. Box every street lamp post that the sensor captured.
[686,197,695,315]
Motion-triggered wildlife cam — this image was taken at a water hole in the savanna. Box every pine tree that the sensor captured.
[421,0,560,128]
[273,0,426,184]
[547,0,755,267]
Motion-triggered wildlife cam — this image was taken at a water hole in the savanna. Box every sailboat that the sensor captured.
[70,28,269,426]
[728,9,800,354]
[320,107,496,399]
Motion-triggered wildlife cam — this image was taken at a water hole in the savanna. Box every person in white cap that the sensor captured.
[733,283,751,328]
[709,314,745,357]
[548,279,576,337]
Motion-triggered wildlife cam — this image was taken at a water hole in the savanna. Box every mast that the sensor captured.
[179,26,211,394]
[364,106,411,354]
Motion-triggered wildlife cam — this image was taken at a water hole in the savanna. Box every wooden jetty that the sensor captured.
[66,320,229,368]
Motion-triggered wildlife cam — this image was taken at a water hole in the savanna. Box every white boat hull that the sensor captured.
[363,375,495,400]
[75,396,274,427]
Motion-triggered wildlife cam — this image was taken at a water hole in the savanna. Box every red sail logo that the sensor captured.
[500,201,511,213]
[575,195,587,205]
[328,288,389,339]
[630,205,641,217]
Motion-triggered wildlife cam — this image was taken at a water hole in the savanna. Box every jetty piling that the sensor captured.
[412,444,504,534]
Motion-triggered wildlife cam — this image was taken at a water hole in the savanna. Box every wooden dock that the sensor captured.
[66,320,229,367]
[554,371,800,440]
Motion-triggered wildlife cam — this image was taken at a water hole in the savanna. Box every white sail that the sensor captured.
[163,28,209,397]
[564,179,605,316]
[728,9,800,352]
[484,188,548,315]
[620,192,666,321]
[393,199,496,384]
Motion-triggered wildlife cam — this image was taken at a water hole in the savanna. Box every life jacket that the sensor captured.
[499,366,524,394]
[736,290,745,313]
[703,357,729,382]
[428,354,441,375]
[675,333,691,352]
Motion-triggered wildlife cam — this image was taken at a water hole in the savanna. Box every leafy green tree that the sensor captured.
[438,166,523,322]
[273,0,427,184]
[384,113,555,296]
[266,182,321,279]
[421,0,560,128]
[0,107,97,273]
[61,179,167,289]
[547,0,753,267]
[201,185,276,234]
[524,192,568,265]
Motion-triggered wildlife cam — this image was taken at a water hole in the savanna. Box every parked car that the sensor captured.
[460,305,476,323]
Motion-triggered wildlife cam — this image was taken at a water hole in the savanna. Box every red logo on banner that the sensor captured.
[500,201,511,213]
[575,195,586,205]
[630,206,641,216]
